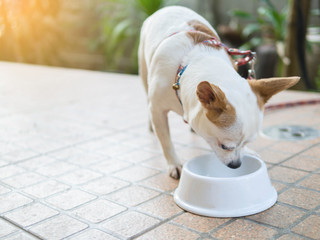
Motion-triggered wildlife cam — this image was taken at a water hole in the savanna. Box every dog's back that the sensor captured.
[139,6,217,80]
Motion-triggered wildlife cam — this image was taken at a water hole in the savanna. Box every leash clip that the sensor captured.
[248,52,257,79]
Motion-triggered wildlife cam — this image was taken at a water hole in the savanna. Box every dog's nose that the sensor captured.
[227,160,242,169]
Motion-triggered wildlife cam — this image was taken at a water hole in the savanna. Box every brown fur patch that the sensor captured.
[188,20,219,39]
[197,81,236,128]
[187,20,237,71]
[248,77,300,110]
[187,31,221,49]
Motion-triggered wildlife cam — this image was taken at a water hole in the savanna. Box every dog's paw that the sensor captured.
[168,164,182,179]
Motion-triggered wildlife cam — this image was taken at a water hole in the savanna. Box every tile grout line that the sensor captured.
[267,141,320,171]
[0,216,42,240]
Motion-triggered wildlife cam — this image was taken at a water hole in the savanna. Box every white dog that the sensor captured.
[138,6,299,179]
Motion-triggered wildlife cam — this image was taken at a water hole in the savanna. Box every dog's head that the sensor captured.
[193,77,299,168]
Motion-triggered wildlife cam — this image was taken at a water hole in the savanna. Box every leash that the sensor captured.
[171,32,320,113]
[172,34,257,106]
[265,99,320,112]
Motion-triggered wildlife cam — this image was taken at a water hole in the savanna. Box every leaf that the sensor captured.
[228,9,253,19]
[136,0,163,16]
[108,19,132,51]
[242,23,260,38]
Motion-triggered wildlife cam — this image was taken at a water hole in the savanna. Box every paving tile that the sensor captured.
[282,155,320,171]
[298,174,320,191]
[0,184,11,194]
[29,214,88,240]
[15,136,65,154]
[172,212,230,232]
[89,159,132,174]
[292,215,320,239]
[107,132,135,143]
[0,165,25,179]
[140,172,179,192]
[102,211,160,238]
[2,148,39,162]
[2,172,46,188]
[81,176,130,195]
[17,155,56,170]
[76,139,111,152]
[122,135,158,147]
[117,149,159,163]
[71,199,126,223]
[107,185,160,207]
[269,166,308,183]
[178,147,211,162]
[268,141,308,154]
[46,189,96,210]
[58,168,102,185]
[138,194,183,219]
[23,180,70,198]
[0,218,19,237]
[277,233,308,240]
[212,219,277,239]
[4,232,38,240]
[96,143,136,158]
[65,152,107,166]
[172,131,209,148]
[136,222,199,240]
[300,145,320,158]
[3,57,320,240]
[258,149,290,164]
[69,229,119,240]
[141,141,163,153]
[271,181,288,192]
[0,192,33,213]
[279,187,320,210]
[0,141,21,155]
[246,136,276,151]
[112,165,159,182]
[48,147,86,160]
[4,203,58,227]
[35,161,78,177]
[142,156,168,171]
[247,204,305,228]
[0,160,8,167]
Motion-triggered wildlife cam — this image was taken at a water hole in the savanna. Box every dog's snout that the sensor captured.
[227,160,242,169]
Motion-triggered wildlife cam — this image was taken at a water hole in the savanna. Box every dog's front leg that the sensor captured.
[150,107,182,179]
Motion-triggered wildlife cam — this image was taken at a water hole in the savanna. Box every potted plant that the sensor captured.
[228,0,288,78]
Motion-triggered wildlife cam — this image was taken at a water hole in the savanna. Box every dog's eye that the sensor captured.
[221,144,234,151]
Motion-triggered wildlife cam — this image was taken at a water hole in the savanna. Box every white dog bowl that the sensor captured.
[174,154,277,217]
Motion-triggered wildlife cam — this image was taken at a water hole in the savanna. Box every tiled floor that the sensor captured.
[0,61,320,240]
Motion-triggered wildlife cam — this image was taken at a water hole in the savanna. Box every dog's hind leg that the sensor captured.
[138,39,153,132]
[150,107,182,179]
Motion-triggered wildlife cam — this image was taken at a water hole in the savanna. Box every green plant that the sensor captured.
[315,65,320,90]
[229,0,288,50]
[96,0,173,74]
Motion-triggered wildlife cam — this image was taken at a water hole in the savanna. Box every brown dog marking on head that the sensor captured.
[248,76,300,110]
[197,81,236,128]
[188,20,219,39]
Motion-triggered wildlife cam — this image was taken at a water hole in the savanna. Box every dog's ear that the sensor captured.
[197,81,236,127]
[248,77,300,107]
[197,81,226,111]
